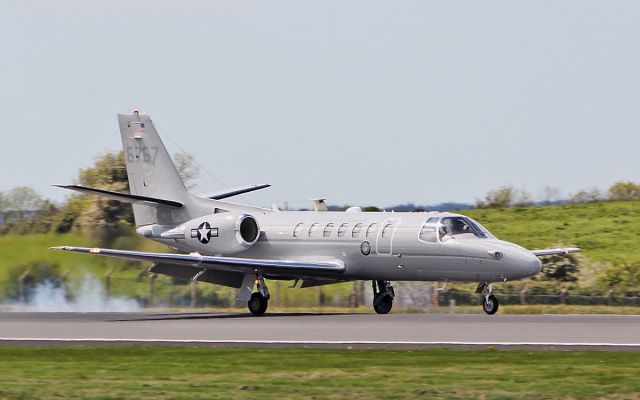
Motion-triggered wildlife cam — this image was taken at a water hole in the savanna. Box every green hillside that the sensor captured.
[0,232,166,281]
[4,200,638,270]
[462,200,640,266]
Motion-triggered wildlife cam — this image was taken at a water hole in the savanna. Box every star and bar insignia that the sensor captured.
[191,222,218,244]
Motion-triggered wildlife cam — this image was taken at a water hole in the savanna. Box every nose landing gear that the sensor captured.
[372,280,395,314]
[476,282,499,315]
[482,294,499,315]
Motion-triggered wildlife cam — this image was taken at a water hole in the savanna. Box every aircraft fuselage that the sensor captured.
[156,209,542,284]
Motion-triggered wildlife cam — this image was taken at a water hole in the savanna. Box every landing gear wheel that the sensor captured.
[483,294,499,315]
[248,292,268,316]
[373,295,393,314]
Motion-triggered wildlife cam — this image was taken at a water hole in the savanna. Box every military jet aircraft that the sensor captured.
[52,111,580,316]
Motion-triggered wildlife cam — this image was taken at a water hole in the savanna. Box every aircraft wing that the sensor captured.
[530,247,581,257]
[50,246,345,277]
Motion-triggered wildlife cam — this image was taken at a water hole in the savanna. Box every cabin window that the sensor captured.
[427,217,439,224]
[337,223,349,237]
[309,223,320,237]
[293,223,304,237]
[323,223,335,237]
[352,223,363,238]
[381,223,394,238]
[366,223,378,238]
[419,223,437,243]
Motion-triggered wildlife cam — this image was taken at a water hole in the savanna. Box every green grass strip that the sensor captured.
[0,346,638,399]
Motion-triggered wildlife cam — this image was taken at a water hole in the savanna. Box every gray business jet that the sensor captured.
[53,111,580,316]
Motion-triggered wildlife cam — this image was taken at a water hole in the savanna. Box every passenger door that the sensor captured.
[376,218,400,255]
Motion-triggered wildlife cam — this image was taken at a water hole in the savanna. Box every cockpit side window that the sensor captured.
[418,222,437,243]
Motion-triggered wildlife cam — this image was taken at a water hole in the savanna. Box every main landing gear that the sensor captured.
[476,282,499,315]
[372,280,395,314]
[248,275,270,316]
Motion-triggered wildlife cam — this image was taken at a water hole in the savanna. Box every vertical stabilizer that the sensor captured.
[118,111,189,226]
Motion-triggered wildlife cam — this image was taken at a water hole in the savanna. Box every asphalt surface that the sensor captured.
[0,312,638,349]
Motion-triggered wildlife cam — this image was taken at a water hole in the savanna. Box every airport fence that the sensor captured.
[439,291,640,307]
[5,272,640,310]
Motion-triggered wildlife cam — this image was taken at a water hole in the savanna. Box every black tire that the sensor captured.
[248,292,268,316]
[373,295,393,314]
[483,294,499,315]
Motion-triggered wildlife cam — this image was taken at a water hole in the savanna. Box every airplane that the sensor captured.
[52,111,581,316]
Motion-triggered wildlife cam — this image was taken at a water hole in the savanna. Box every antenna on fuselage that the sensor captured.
[312,199,328,211]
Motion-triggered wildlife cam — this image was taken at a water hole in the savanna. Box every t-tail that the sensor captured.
[55,111,267,228]
[117,111,192,226]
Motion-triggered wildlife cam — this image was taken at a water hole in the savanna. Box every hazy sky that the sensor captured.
[1,1,638,208]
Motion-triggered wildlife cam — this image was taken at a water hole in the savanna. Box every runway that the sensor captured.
[0,312,638,349]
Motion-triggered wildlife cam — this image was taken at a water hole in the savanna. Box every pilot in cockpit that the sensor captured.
[439,217,474,241]
[439,218,454,241]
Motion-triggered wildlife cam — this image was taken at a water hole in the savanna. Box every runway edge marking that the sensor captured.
[0,338,639,347]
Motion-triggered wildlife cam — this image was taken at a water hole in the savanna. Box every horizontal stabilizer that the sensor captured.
[530,247,581,257]
[50,246,345,277]
[54,185,183,208]
[200,184,271,200]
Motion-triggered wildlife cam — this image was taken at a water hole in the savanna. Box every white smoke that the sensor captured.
[11,275,140,312]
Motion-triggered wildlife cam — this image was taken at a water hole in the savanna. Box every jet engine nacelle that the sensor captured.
[184,213,260,255]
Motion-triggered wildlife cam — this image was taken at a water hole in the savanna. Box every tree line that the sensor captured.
[0,151,198,239]
[476,181,640,209]
[1,150,639,234]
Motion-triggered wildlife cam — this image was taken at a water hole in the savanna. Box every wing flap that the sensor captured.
[149,263,245,288]
[531,247,581,257]
[51,246,345,277]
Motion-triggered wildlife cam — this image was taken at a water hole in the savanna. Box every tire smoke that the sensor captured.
[11,276,140,312]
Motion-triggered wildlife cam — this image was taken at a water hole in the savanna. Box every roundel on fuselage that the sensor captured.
[195,222,214,244]
[361,241,371,256]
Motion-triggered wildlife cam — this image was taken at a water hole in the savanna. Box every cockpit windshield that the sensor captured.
[418,216,495,243]
[438,217,488,240]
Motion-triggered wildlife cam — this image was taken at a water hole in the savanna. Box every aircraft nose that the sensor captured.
[488,241,542,280]
[520,250,542,277]
[494,242,542,279]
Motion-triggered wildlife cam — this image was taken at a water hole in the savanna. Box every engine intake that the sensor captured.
[237,214,260,245]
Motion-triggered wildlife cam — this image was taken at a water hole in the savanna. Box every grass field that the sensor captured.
[0,347,638,399]
[463,200,640,266]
